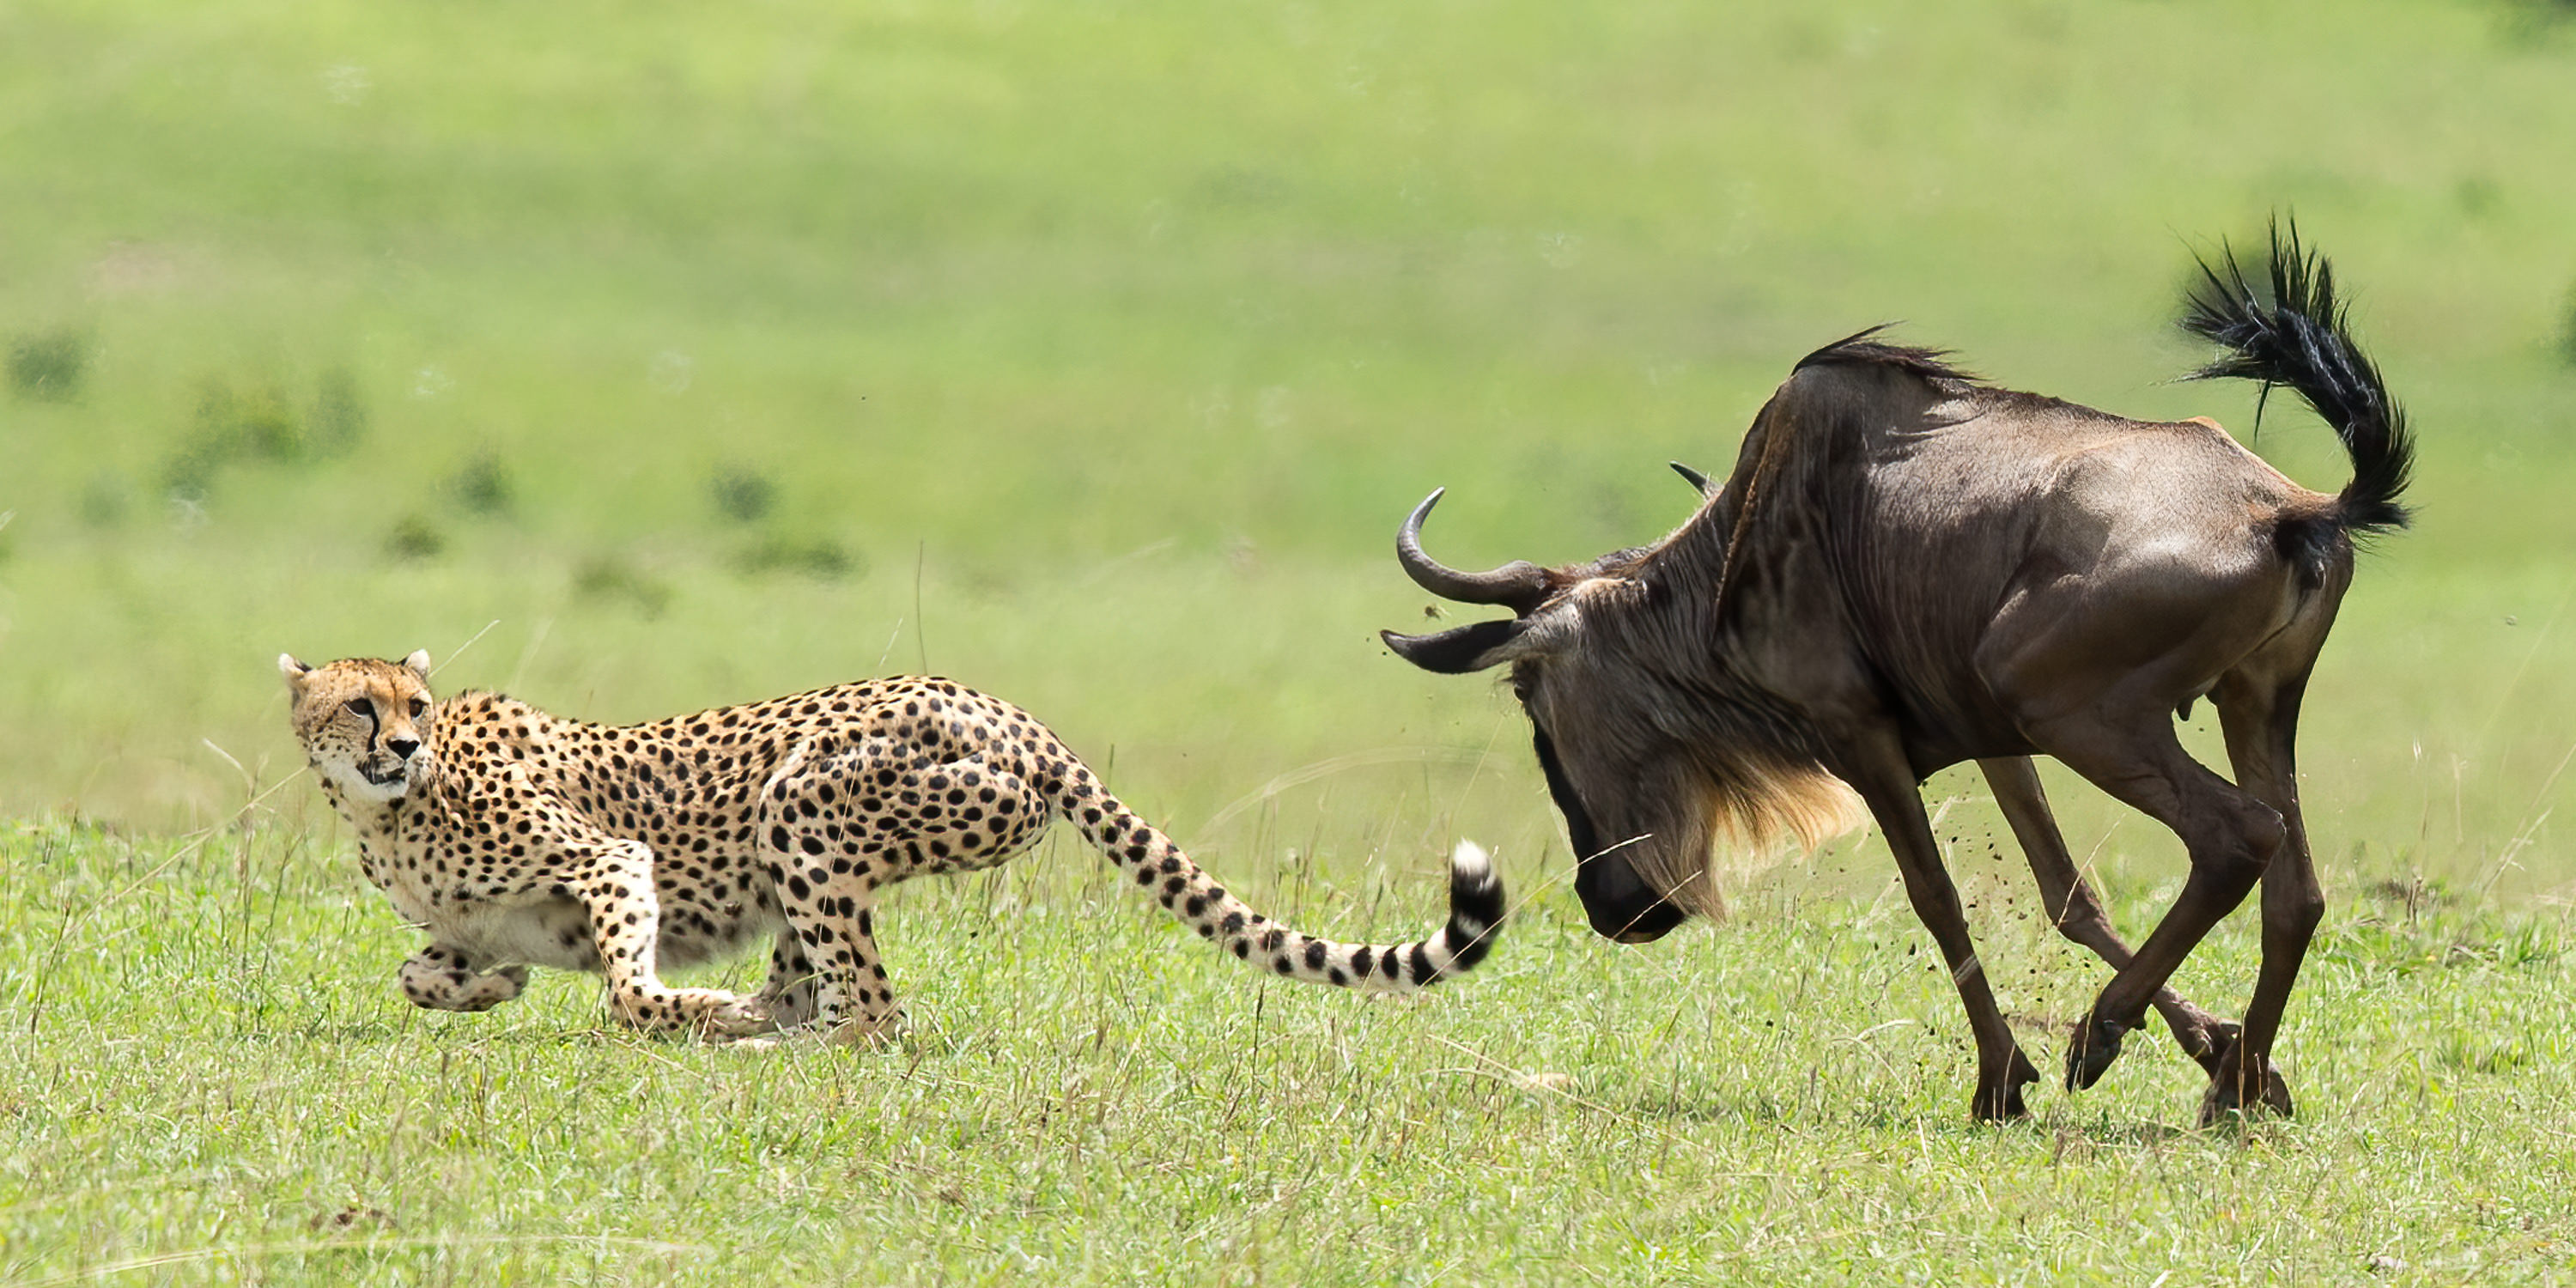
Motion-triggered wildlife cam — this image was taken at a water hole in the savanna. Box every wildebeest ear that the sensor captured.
[278,653,313,687]
[401,649,432,683]
[1380,619,1531,673]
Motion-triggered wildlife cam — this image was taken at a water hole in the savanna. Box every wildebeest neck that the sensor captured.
[1528,519,1865,936]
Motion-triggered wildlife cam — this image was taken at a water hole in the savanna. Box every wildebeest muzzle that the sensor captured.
[1573,849,1689,944]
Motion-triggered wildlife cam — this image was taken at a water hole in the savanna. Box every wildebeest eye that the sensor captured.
[343,698,372,719]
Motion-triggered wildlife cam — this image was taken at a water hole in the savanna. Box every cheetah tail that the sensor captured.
[1060,775,1504,992]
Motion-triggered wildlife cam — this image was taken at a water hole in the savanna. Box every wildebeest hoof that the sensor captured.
[2181,1018,2242,1076]
[1973,1048,2043,1121]
[2197,1058,2293,1126]
[2065,1016,2129,1091]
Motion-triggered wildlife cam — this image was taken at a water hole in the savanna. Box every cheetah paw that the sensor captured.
[823,1009,910,1048]
[701,994,775,1039]
[452,967,528,1012]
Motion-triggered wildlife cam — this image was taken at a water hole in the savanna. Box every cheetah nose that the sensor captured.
[386,737,422,759]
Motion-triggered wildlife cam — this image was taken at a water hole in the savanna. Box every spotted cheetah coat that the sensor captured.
[280,653,1504,1037]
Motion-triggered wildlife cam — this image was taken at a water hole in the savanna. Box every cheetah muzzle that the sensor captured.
[281,651,1506,1040]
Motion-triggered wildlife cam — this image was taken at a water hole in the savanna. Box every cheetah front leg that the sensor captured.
[559,835,770,1038]
[398,944,528,1013]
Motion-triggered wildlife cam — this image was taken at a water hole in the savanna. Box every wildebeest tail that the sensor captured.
[1051,760,1503,991]
[2180,217,2415,539]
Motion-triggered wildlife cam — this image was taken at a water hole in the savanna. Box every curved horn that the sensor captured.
[1395,489,1552,611]
[1668,460,1713,495]
[1380,621,1532,674]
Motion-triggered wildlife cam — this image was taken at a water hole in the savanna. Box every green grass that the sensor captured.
[3,821,2571,1285]
[5,0,2576,1280]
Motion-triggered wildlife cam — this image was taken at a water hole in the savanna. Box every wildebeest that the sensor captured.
[1383,225,2411,1122]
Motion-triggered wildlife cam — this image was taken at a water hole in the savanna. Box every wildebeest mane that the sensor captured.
[1615,498,1869,914]
[1793,325,1985,387]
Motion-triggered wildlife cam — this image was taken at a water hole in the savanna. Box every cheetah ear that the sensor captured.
[402,649,433,684]
[278,653,313,687]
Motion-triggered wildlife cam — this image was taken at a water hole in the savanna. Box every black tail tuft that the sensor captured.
[2180,217,2415,539]
[1439,841,1505,975]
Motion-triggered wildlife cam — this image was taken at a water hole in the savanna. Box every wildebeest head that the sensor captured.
[1381,483,1861,944]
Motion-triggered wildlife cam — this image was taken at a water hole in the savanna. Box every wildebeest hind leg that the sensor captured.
[1844,732,2038,1121]
[1978,756,2239,1075]
[2199,667,2320,1122]
[2031,716,2285,1097]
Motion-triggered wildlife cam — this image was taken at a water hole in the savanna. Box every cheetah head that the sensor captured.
[279,650,436,804]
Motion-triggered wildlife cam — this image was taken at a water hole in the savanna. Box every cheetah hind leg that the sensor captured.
[711,933,830,1051]
[759,746,1051,1042]
[754,926,823,1032]
[760,788,903,1042]
[762,857,904,1046]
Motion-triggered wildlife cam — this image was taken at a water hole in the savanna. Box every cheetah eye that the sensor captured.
[408,698,428,718]
[343,698,373,720]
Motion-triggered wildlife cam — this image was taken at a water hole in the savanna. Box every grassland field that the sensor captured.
[4,0,2576,1282]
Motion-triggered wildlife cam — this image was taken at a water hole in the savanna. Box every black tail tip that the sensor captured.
[2178,216,2330,368]
[2178,215,2415,539]
[1443,841,1505,973]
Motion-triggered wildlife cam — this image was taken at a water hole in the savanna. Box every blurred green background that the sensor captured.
[3,0,2573,904]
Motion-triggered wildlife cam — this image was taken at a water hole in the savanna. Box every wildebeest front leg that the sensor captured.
[1978,756,2239,1074]
[1845,732,2038,1121]
[2201,667,2320,1122]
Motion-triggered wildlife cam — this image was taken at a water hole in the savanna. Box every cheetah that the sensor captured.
[279,650,1505,1038]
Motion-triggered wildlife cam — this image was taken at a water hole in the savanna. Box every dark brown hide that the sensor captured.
[1386,225,2410,1124]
